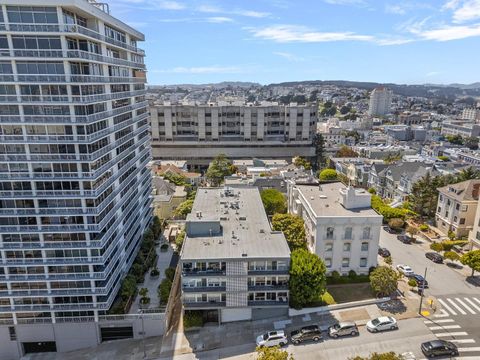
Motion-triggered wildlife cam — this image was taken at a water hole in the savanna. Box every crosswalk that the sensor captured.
[437,296,480,316]
[422,301,480,359]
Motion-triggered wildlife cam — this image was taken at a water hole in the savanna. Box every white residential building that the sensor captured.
[461,108,480,122]
[0,0,151,343]
[287,182,382,274]
[441,121,480,138]
[149,102,318,167]
[368,87,392,116]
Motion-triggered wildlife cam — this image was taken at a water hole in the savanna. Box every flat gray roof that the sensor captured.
[181,186,290,261]
[296,183,381,218]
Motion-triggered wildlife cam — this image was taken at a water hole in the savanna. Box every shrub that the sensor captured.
[331,271,341,281]
[384,256,392,265]
[158,279,172,304]
[419,224,429,232]
[320,291,336,305]
[368,188,376,194]
[348,270,357,279]
[165,267,176,282]
[444,251,460,262]
[150,268,160,277]
[408,278,417,288]
[319,169,338,181]
[371,195,413,221]
[441,240,468,251]
[183,310,204,329]
[388,218,404,230]
[430,242,443,252]
[160,243,169,252]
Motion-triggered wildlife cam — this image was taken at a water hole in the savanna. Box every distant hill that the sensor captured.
[149,81,260,89]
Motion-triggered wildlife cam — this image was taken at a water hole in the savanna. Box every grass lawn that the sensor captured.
[327,283,374,304]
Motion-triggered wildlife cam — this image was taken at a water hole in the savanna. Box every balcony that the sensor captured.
[247,284,288,291]
[182,269,226,277]
[247,300,289,307]
[183,301,226,309]
[0,74,146,84]
[247,268,289,275]
[182,286,226,293]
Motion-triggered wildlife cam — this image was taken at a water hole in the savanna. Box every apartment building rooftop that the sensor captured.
[295,183,381,218]
[182,187,290,260]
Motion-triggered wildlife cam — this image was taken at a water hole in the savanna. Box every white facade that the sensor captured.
[0,0,151,327]
[149,103,317,166]
[461,108,480,122]
[287,182,382,274]
[368,87,392,116]
[441,121,480,138]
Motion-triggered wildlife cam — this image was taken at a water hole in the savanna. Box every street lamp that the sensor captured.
[138,309,146,359]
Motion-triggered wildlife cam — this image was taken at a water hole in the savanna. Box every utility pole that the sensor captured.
[418,267,427,314]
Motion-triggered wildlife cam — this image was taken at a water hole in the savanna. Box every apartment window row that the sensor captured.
[324,257,369,268]
[325,242,370,252]
[7,6,58,24]
[325,226,371,240]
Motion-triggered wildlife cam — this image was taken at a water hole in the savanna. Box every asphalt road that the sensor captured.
[378,228,479,296]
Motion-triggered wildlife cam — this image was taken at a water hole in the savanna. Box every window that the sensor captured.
[324,258,332,268]
[460,218,465,225]
[363,227,371,239]
[344,227,352,240]
[342,258,350,268]
[325,243,333,252]
[437,206,441,213]
[456,203,460,210]
[7,6,58,24]
[361,242,369,251]
[360,258,368,267]
[343,243,351,252]
[326,227,334,239]
[454,216,458,222]
[461,205,468,212]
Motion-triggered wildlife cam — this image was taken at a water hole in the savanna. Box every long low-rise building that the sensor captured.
[149,102,317,167]
[180,186,290,323]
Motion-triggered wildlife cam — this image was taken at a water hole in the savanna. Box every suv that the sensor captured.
[328,322,358,338]
[397,235,413,244]
[256,331,288,348]
[290,325,322,345]
[425,252,443,264]
[421,340,458,357]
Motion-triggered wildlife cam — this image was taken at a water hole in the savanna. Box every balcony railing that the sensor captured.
[247,300,289,306]
[182,286,226,293]
[247,284,288,291]
[183,301,226,308]
[182,269,226,277]
[0,74,146,84]
[247,268,289,275]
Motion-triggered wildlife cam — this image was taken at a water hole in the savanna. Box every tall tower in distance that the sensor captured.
[368,87,392,116]
[0,0,151,326]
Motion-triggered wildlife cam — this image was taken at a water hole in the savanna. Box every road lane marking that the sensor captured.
[447,298,467,315]
[434,309,450,318]
[435,331,469,337]
[428,325,461,330]
[473,297,480,306]
[455,298,476,314]
[464,298,480,313]
[450,339,476,344]
[438,298,457,316]
[424,319,455,324]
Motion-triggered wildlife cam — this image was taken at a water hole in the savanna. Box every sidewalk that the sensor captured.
[130,237,174,314]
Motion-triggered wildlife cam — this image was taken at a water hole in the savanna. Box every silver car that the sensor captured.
[366,316,398,332]
[328,322,359,338]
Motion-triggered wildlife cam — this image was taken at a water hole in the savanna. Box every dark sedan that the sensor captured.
[378,247,391,257]
[425,252,444,263]
[410,274,429,288]
[421,340,458,357]
[397,235,413,244]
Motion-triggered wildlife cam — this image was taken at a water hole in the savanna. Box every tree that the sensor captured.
[445,134,464,145]
[430,242,444,253]
[461,250,480,277]
[205,154,235,186]
[139,287,149,304]
[151,215,162,239]
[444,251,460,263]
[165,267,176,282]
[293,157,311,170]
[319,169,338,181]
[388,218,404,230]
[369,266,399,297]
[175,229,185,252]
[455,167,480,182]
[464,136,479,150]
[335,145,359,158]
[340,105,351,115]
[158,278,173,304]
[313,133,325,171]
[256,346,294,360]
[408,278,417,289]
[174,199,194,219]
[350,352,404,360]
[406,225,418,239]
[120,275,137,299]
[289,249,327,308]
[260,189,287,216]
[272,213,307,250]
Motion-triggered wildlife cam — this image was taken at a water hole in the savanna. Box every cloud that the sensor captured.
[451,0,480,23]
[206,17,234,23]
[426,71,441,76]
[323,0,367,5]
[115,0,186,10]
[273,52,305,61]
[196,4,270,18]
[412,22,480,40]
[247,25,374,43]
[153,66,248,74]
[385,4,407,14]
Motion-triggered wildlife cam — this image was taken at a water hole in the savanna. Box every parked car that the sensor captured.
[411,274,429,288]
[378,247,391,257]
[396,264,415,276]
[366,316,398,332]
[421,340,458,357]
[290,325,322,345]
[397,235,413,244]
[328,322,359,338]
[256,331,288,347]
[383,226,399,234]
[425,252,444,264]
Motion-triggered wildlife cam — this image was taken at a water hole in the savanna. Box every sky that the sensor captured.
[104,0,480,85]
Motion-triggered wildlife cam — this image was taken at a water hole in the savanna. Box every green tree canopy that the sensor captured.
[205,154,235,186]
[319,169,338,181]
[350,352,405,360]
[335,145,359,158]
[456,167,480,182]
[464,136,479,150]
[293,157,312,170]
[272,213,307,250]
[461,250,480,277]
[370,266,399,297]
[430,242,443,253]
[260,189,287,216]
[313,133,325,171]
[444,251,460,263]
[120,274,137,299]
[256,346,294,360]
[151,215,162,239]
[289,249,327,308]
[174,199,194,219]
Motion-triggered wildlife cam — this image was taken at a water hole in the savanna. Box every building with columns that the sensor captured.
[149,102,318,167]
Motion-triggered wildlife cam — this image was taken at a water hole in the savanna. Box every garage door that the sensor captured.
[100,326,133,342]
[23,341,57,354]
[221,308,251,323]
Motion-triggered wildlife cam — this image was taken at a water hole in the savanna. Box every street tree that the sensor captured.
[289,249,327,309]
[461,250,480,277]
[350,352,405,360]
[430,242,444,253]
[272,213,307,250]
[260,189,287,216]
[205,153,235,186]
[256,346,294,360]
[319,169,338,181]
[406,225,418,240]
[444,251,460,264]
[370,266,399,297]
